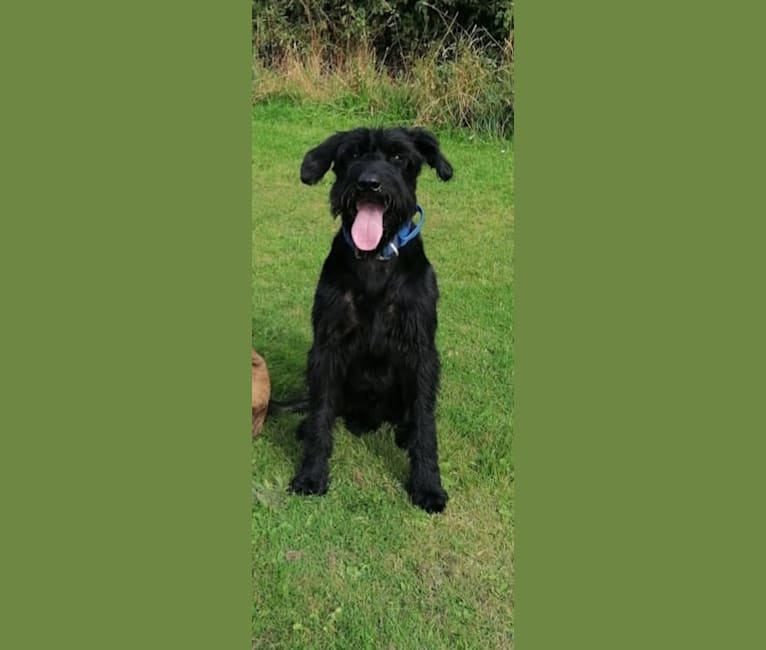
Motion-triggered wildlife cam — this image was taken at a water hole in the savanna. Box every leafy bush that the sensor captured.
[253,0,513,68]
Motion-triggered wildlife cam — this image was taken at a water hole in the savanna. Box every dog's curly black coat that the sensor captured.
[291,126,453,513]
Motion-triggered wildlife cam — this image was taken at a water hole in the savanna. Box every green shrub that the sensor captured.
[253,0,513,68]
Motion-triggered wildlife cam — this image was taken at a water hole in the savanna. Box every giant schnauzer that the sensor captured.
[290,126,453,513]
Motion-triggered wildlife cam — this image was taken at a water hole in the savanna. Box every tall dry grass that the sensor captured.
[252,27,513,137]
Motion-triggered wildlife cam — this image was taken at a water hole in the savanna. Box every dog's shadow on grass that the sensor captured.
[264,418,410,489]
[255,327,409,486]
[254,329,308,400]
[254,328,309,464]
[356,427,410,486]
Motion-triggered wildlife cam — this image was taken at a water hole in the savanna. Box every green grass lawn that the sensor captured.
[252,100,514,649]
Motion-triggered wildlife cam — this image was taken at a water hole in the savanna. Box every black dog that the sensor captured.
[290,126,453,513]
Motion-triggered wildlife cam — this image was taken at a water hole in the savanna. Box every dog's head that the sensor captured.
[300,127,453,254]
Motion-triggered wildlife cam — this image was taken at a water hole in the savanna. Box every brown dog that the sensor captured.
[252,349,271,437]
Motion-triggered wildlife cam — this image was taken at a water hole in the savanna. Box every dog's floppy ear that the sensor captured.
[407,128,453,181]
[300,132,346,185]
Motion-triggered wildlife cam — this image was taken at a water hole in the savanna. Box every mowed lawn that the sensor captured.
[252,100,514,649]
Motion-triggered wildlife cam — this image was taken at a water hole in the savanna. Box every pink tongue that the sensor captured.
[351,202,384,251]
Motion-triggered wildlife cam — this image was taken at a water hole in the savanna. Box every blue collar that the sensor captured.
[342,205,425,260]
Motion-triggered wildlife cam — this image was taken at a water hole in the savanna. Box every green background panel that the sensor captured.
[1,2,252,648]
[516,1,765,648]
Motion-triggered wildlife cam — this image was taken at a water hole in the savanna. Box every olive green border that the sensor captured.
[1,2,252,648]
[515,1,765,648]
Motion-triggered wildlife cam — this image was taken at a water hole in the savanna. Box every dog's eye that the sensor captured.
[390,153,403,163]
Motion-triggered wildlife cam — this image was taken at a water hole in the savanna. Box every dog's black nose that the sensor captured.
[357,174,381,191]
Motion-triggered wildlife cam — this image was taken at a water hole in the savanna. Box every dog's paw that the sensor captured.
[289,469,329,496]
[408,482,449,514]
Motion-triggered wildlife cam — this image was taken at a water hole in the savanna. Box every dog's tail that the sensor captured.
[267,396,310,416]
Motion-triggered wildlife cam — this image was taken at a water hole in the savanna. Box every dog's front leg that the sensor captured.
[289,345,340,496]
[405,351,449,513]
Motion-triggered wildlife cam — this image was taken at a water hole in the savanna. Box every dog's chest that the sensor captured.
[342,289,400,353]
